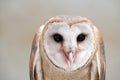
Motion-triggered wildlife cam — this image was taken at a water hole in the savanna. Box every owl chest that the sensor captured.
[42,61,91,80]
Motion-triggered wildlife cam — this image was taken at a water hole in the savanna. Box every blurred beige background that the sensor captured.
[0,0,120,80]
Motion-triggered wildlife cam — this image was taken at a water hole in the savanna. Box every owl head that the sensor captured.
[40,16,97,71]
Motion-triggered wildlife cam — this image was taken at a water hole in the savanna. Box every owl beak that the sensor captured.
[64,51,75,67]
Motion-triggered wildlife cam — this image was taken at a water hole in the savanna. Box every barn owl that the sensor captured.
[29,16,106,80]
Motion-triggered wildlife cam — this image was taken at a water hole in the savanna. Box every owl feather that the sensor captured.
[29,16,106,80]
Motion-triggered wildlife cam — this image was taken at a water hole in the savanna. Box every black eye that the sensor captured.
[53,34,63,43]
[77,33,86,42]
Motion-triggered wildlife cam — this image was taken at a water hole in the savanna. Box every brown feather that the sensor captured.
[94,26,106,80]
[29,31,41,80]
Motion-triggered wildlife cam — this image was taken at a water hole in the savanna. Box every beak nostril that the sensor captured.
[68,51,72,54]
[69,47,72,50]
[68,48,72,53]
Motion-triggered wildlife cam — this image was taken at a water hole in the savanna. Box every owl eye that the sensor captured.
[53,34,63,43]
[77,33,86,42]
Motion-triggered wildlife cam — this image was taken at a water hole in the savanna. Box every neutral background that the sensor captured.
[0,0,120,80]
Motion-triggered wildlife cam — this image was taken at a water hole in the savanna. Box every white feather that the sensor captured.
[44,22,96,71]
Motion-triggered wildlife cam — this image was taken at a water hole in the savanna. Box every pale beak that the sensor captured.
[65,51,75,67]
[69,52,74,64]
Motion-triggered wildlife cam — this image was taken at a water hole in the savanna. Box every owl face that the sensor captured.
[44,20,96,71]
